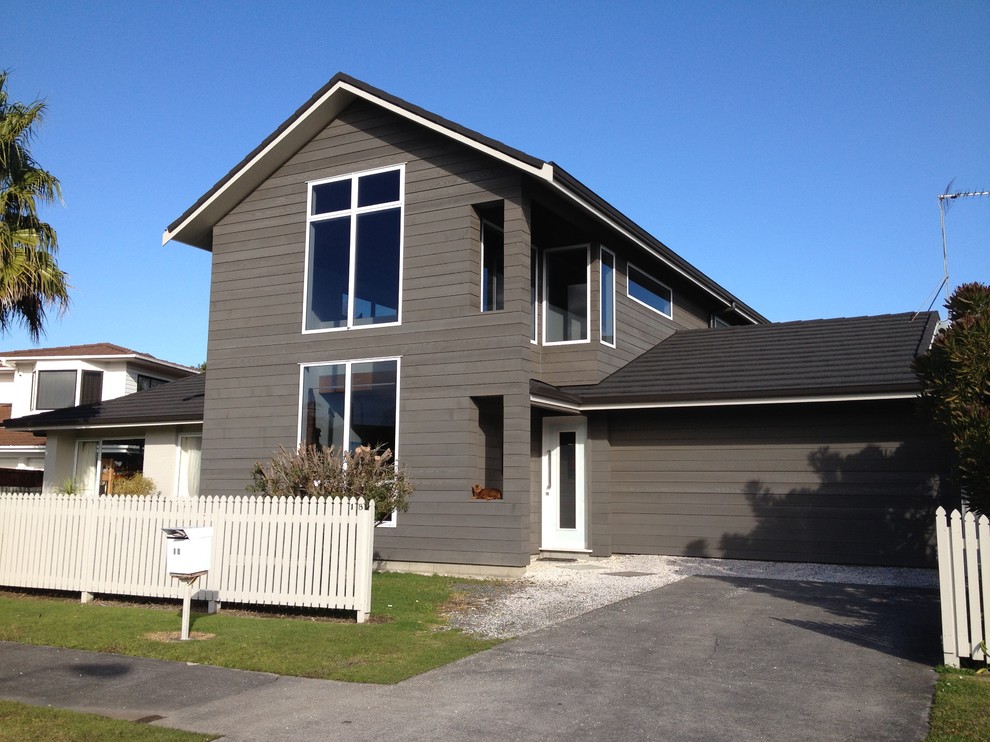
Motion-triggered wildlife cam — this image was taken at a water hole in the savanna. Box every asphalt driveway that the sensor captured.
[0,575,939,741]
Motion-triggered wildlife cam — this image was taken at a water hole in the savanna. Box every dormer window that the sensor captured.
[304,165,404,332]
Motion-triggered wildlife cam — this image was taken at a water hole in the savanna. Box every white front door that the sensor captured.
[542,416,587,551]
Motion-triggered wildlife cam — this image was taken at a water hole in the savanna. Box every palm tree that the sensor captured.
[0,70,69,341]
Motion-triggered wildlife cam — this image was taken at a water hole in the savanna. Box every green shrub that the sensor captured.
[248,444,413,524]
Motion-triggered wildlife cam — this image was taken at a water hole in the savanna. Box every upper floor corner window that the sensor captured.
[544,245,590,344]
[34,369,103,410]
[481,219,504,312]
[627,264,672,319]
[35,370,76,410]
[304,166,403,332]
[600,248,615,347]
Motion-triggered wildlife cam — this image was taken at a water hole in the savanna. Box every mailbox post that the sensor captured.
[163,527,213,640]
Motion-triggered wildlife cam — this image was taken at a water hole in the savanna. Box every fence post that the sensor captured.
[936,506,959,667]
[354,498,375,623]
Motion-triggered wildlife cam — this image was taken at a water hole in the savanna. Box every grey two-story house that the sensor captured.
[163,73,947,574]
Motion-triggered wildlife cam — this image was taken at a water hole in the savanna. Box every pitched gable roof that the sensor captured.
[4,374,205,432]
[163,72,766,325]
[543,312,939,408]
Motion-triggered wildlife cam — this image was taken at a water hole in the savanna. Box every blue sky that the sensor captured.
[5,1,988,366]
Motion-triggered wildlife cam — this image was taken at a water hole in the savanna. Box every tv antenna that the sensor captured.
[920,181,990,314]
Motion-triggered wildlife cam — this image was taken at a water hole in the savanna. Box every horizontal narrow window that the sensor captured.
[628,265,672,318]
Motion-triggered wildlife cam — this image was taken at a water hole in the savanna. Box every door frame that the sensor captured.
[541,415,589,551]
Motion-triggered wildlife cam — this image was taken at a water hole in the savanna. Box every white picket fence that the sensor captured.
[0,493,375,622]
[935,506,990,667]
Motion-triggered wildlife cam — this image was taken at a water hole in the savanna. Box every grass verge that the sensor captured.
[926,666,990,741]
[0,700,216,741]
[0,573,499,684]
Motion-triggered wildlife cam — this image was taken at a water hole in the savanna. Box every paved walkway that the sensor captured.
[0,575,939,741]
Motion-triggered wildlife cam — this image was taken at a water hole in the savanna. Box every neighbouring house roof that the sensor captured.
[4,374,205,432]
[162,72,766,325]
[0,342,198,373]
[533,312,940,410]
[0,404,46,446]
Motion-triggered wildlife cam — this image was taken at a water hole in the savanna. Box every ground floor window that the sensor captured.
[74,439,145,496]
[177,434,202,497]
[300,358,398,453]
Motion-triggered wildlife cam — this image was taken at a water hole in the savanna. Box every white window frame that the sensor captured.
[531,246,539,344]
[600,247,616,347]
[302,164,405,334]
[297,356,402,527]
[480,218,505,312]
[542,243,591,346]
[627,263,673,319]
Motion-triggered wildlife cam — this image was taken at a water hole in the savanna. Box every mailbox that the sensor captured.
[163,526,213,576]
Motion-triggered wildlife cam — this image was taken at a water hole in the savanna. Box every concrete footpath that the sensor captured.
[0,575,940,741]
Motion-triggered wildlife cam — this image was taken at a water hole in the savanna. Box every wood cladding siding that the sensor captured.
[202,100,534,568]
[604,401,948,567]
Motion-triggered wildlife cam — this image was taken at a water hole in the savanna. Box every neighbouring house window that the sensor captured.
[531,247,539,343]
[35,370,77,410]
[300,359,398,455]
[544,245,589,344]
[137,374,167,392]
[74,439,145,496]
[600,248,615,346]
[481,219,504,312]
[177,435,202,497]
[305,166,403,331]
[628,264,672,318]
[79,370,103,405]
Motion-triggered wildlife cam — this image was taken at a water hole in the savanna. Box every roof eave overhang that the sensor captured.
[162,78,554,251]
[7,419,203,433]
[531,390,918,413]
[0,354,198,374]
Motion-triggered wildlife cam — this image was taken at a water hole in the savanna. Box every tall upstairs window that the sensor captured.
[544,245,589,344]
[600,248,615,346]
[305,166,403,332]
[481,220,504,312]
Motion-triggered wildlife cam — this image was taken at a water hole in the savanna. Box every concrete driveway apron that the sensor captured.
[0,575,939,741]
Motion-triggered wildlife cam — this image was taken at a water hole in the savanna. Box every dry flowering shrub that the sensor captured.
[111,473,158,496]
[248,444,413,525]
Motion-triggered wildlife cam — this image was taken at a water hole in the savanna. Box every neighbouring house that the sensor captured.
[25,74,947,575]
[0,344,198,493]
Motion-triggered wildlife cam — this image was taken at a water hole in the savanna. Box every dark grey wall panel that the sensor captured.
[604,401,949,567]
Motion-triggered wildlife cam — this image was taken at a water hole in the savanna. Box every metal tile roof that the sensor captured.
[559,312,939,406]
[4,374,205,431]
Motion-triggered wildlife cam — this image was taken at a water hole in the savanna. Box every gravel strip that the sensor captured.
[446,554,938,639]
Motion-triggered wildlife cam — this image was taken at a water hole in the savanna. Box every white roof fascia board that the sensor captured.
[0,354,197,373]
[163,80,553,249]
[11,420,203,433]
[529,396,583,413]
[577,392,919,411]
[0,445,46,452]
[531,391,916,412]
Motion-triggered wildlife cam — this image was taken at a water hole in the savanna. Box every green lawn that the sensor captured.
[0,700,216,741]
[0,573,498,684]
[926,666,990,741]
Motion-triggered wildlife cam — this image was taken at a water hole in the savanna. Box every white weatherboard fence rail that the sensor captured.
[936,506,990,667]
[0,493,375,622]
